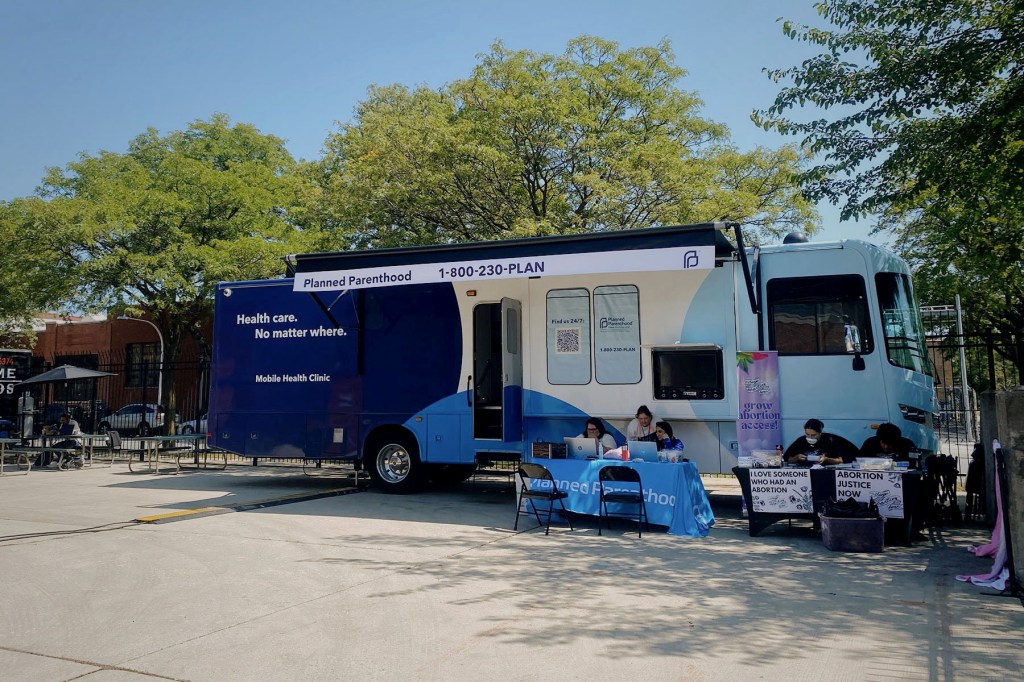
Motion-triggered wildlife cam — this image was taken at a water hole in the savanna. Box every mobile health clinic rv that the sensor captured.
[209,222,937,492]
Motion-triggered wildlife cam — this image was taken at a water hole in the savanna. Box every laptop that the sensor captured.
[563,436,601,459]
[626,440,659,462]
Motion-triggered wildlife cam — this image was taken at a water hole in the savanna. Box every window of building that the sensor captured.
[125,343,160,388]
[767,275,873,355]
[546,288,591,384]
[594,285,641,384]
[876,273,930,374]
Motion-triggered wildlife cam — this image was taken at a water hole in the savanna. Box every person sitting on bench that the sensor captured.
[40,413,83,468]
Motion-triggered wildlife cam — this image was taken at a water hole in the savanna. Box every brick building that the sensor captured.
[24,314,210,432]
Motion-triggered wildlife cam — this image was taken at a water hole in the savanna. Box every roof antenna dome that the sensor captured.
[783,231,810,244]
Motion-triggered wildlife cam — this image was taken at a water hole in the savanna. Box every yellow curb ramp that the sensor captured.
[135,507,231,523]
[134,484,365,524]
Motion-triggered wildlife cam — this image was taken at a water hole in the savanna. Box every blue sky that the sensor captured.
[0,0,875,241]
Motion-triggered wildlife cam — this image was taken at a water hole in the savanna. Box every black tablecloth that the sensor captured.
[732,467,922,544]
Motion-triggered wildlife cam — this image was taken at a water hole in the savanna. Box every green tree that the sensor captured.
[315,36,816,248]
[756,1,1024,347]
[1,114,318,425]
[0,202,75,347]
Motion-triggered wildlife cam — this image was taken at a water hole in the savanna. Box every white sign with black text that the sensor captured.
[293,245,716,292]
[834,470,904,518]
[749,468,813,514]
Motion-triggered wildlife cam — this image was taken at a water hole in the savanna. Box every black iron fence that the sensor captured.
[922,304,1022,489]
[24,351,210,436]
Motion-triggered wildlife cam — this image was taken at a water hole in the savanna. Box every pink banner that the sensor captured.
[736,351,782,459]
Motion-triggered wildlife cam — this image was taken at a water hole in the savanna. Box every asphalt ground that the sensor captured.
[0,463,1022,681]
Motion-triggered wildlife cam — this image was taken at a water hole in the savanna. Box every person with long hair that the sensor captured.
[626,405,658,442]
[654,421,684,452]
[579,417,617,453]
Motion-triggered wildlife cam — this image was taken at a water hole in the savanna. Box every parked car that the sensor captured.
[177,413,208,435]
[98,403,178,436]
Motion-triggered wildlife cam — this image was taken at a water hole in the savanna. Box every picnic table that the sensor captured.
[131,434,226,474]
[0,437,32,476]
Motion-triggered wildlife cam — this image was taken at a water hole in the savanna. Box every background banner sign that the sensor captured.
[834,470,905,518]
[749,469,812,514]
[736,351,781,459]
[293,245,715,292]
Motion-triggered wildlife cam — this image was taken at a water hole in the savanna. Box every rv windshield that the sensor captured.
[875,273,930,375]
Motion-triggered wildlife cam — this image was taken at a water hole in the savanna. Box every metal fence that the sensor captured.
[922,303,1022,476]
[26,351,210,436]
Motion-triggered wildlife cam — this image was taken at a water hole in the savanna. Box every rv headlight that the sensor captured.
[898,403,928,424]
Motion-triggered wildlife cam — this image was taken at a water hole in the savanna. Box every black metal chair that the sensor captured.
[107,430,123,461]
[514,463,573,535]
[599,465,649,537]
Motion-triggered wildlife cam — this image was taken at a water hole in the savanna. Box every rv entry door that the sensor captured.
[472,299,523,441]
[501,297,523,442]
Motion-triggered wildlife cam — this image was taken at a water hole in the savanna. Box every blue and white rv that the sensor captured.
[208,222,937,492]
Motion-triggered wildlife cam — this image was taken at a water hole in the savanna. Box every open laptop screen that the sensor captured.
[626,440,659,461]
[563,436,601,459]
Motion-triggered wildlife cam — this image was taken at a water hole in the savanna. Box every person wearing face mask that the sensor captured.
[783,418,854,466]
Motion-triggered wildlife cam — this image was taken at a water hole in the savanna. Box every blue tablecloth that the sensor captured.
[537,459,715,537]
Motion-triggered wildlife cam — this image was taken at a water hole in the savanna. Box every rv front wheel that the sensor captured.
[369,435,422,494]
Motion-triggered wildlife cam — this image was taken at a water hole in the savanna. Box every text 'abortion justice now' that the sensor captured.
[235,312,346,340]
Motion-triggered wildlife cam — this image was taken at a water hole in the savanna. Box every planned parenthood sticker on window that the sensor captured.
[749,469,813,514]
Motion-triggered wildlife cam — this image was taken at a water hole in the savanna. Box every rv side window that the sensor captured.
[767,275,873,356]
[875,273,930,374]
[594,285,641,384]
[546,288,592,385]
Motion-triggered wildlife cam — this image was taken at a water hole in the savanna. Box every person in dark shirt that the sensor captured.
[654,421,684,452]
[859,422,917,461]
[783,418,853,466]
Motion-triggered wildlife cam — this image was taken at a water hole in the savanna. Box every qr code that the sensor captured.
[555,327,582,354]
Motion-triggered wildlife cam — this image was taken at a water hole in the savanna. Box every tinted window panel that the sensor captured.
[768,275,873,356]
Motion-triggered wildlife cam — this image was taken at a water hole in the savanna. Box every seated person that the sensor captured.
[579,417,617,453]
[626,405,658,442]
[45,412,83,468]
[783,418,851,466]
[654,421,684,452]
[859,422,917,462]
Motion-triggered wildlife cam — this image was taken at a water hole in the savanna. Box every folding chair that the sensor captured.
[599,465,649,537]
[107,431,123,461]
[514,463,573,535]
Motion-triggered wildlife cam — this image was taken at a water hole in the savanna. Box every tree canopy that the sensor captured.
[757,0,1024,340]
[314,35,816,248]
[0,115,317,381]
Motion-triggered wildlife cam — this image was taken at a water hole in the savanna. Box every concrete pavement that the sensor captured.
[0,463,1021,681]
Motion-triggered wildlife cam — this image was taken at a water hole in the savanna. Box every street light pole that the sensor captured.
[118,316,164,409]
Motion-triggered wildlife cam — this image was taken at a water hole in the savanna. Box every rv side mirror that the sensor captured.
[852,352,866,372]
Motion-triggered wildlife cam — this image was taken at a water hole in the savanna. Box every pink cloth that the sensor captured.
[956,440,1008,586]
[967,515,1002,558]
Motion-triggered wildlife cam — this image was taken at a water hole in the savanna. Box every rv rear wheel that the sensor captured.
[368,434,423,494]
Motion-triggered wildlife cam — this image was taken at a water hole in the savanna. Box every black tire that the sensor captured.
[366,432,423,494]
[138,421,151,437]
[181,425,195,435]
[428,464,477,487]
[98,422,110,435]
